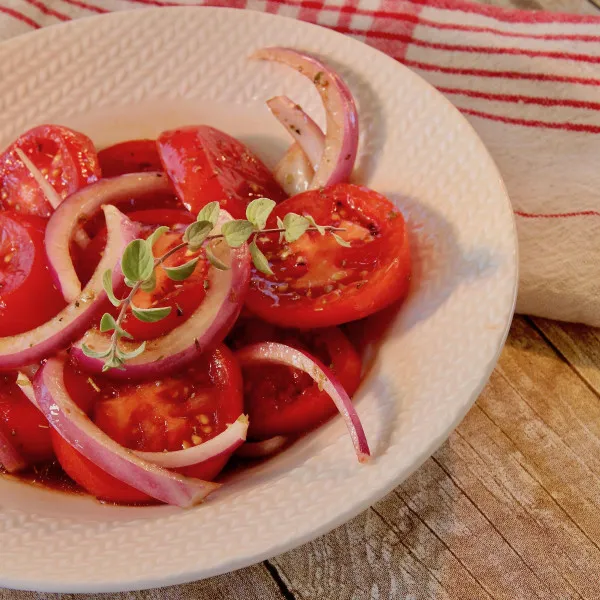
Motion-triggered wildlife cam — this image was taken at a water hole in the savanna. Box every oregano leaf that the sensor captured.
[131,303,172,323]
[249,240,273,276]
[197,202,220,226]
[184,220,213,251]
[221,220,254,248]
[102,269,121,307]
[164,257,200,281]
[205,244,230,271]
[146,226,170,254]
[121,239,154,282]
[116,341,147,361]
[305,214,326,236]
[276,216,285,243]
[100,313,117,333]
[140,270,156,293]
[81,343,112,359]
[124,277,137,288]
[283,213,310,243]
[332,233,351,248]
[246,198,276,230]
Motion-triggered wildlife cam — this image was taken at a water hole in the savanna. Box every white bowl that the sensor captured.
[0,7,517,592]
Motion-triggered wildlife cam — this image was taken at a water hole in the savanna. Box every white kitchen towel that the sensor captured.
[1,0,600,324]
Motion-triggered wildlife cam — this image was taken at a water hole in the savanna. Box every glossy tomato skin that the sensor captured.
[245,184,411,329]
[53,346,244,504]
[0,125,101,217]
[157,126,286,219]
[97,139,162,177]
[0,212,65,336]
[0,372,54,465]
[230,321,362,439]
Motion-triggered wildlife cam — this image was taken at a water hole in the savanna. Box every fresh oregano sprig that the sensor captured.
[83,198,346,371]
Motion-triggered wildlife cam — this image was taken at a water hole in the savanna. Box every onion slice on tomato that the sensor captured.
[253,47,358,189]
[273,143,314,196]
[0,205,137,370]
[46,172,172,303]
[236,436,288,459]
[236,342,370,463]
[0,430,26,473]
[267,96,324,169]
[136,415,248,468]
[72,211,251,380]
[34,357,219,507]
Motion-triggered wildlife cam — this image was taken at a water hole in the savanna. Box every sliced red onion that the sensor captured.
[267,96,324,169]
[236,436,288,459]
[253,47,358,189]
[16,372,37,408]
[15,148,90,249]
[0,205,137,370]
[34,357,219,507]
[236,342,370,463]
[46,172,171,303]
[273,143,314,196]
[72,211,251,380]
[136,415,248,468]
[0,429,26,473]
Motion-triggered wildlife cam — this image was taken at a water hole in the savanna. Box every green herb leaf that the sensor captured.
[102,354,125,372]
[184,220,213,251]
[276,216,285,243]
[131,303,172,323]
[146,226,170,254]
[164,257,200,281]
[81,343,112,359]
[197,201,220,226]
[116,341,146,361]
[332,233,351,248]
[305,214,325,236]
[124,277,137,288]
[102,269,121,307]
[100,313,117,333]
[140,270,156,293]
[221,220,254,248]
[249,240,273,276]
[121,239,154,283]
[246,198,276,230]
[283,213,310,243]
[205,244,230,271]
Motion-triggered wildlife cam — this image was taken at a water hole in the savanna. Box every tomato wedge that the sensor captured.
[98,140,162,177]
[0,212,66,336]
[245,184,411,328]
[0,125,101,217]
[0,372,54,465]
[157,126,287,219]
[229,320,361,439]
[54,345,243,504]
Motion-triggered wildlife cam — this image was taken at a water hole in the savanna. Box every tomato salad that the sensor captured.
[0,48,411,507]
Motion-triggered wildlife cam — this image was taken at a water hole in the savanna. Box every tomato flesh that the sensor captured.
[229,321,361,439]
[0,212,65,336]
[158,126,286,219]
[0,125,101,217]
[0,372,54,465]
[245,184,411,328]
[54,346,243,503]
[98,139,162,177]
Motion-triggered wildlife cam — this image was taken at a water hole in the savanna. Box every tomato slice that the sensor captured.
[157,126,287,219]
[245,184,411,328]
[0,372,54,465]
[53,346,243,504]
[229,320,361,439]
[98,140,162,177]
[0,125,101,217]
[0,212,66,336]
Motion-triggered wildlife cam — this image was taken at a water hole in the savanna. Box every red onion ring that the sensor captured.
[236,436,288,459]
[34,356,219,507]
[273,143,314,196]
[0,430,26,473]
[16,372,37,407]
[136,415,248,468]
[46,172,172,303]
[71,211,251,380]
[253,47,358,189]
[0,206,137,370]
[236,342,370,463]
[267,96,324,169]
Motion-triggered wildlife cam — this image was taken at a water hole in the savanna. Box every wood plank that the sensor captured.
[0,564,287,600]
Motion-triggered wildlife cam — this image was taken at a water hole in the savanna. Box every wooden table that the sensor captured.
[3,0,600,598]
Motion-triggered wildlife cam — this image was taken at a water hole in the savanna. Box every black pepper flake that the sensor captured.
[194,338,200,351]
[345,153,352,160]
[176,303,184,317]
[75,301,80,308]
